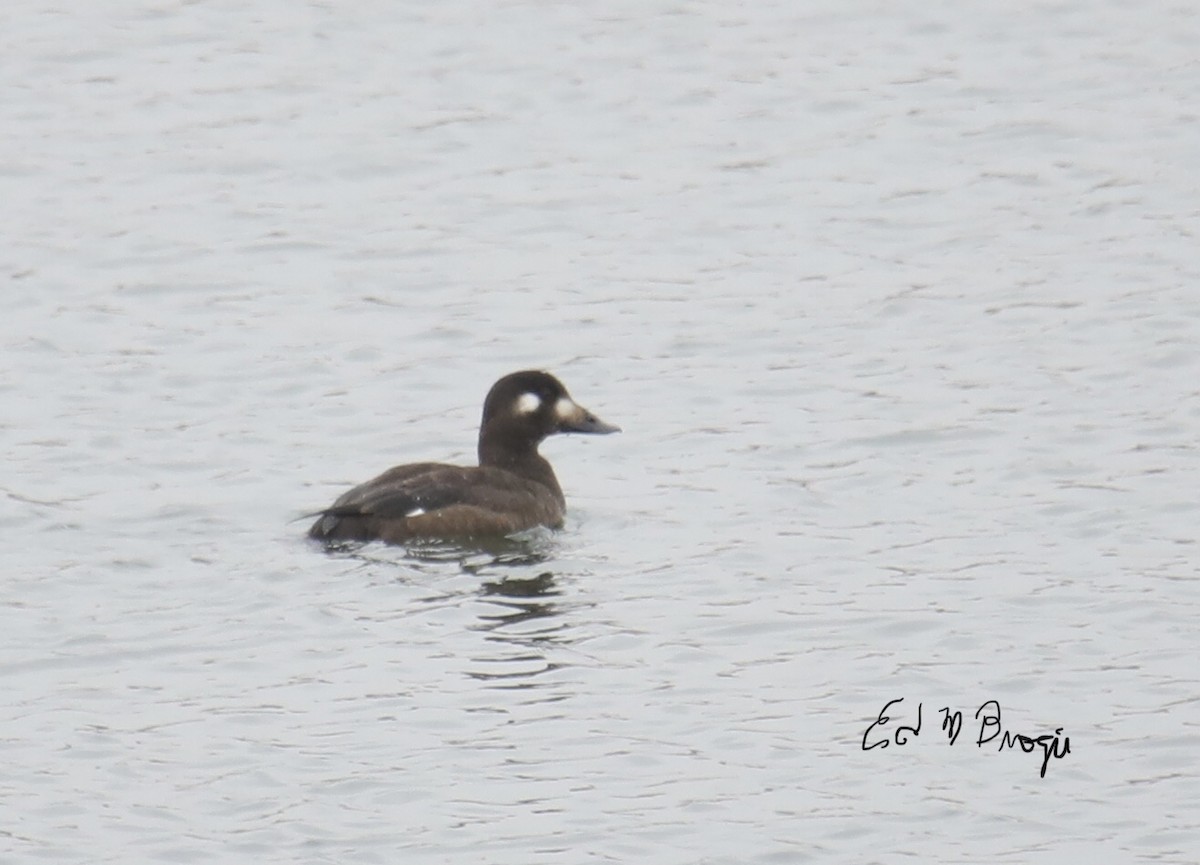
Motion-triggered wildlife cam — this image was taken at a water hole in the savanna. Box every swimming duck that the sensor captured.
[308,370,619,544]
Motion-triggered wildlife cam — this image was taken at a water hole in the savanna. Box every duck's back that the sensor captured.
[308,462,565,544]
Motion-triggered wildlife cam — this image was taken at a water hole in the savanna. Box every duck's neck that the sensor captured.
[478,430,564,505]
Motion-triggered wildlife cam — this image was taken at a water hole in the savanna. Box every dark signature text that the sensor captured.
[862,698,1070,778]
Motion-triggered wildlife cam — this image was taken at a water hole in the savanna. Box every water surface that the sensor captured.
[3,1,1199,863]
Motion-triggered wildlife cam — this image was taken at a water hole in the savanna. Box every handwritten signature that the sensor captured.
[862,698,1070,778]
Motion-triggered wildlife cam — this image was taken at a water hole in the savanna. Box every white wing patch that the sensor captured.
[516,392,542,414]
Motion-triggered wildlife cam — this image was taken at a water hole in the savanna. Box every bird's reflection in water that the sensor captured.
[465,574,567,685]
[318,531,553,583]
[315,532,577,687]
[476,570,560,631]
[464,551,578,688]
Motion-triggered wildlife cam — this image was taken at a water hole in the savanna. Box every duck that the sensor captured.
[308,370,620,544]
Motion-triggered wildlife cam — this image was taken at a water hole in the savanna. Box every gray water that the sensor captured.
[3,1,1199,862]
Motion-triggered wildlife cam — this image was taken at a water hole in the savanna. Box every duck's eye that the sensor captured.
[516,392,542,414]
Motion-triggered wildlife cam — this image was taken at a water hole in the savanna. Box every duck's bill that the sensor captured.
[556,398,621,434]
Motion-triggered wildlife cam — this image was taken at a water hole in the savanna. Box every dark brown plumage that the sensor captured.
[308,370,619,545]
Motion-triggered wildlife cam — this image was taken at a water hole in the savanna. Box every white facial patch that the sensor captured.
[555,397,579,421]
[516,392,542,414]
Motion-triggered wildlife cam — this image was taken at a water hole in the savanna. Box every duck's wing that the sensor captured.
[335,465,475,517]
[307,465,560,543]
[308,463,466,539]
